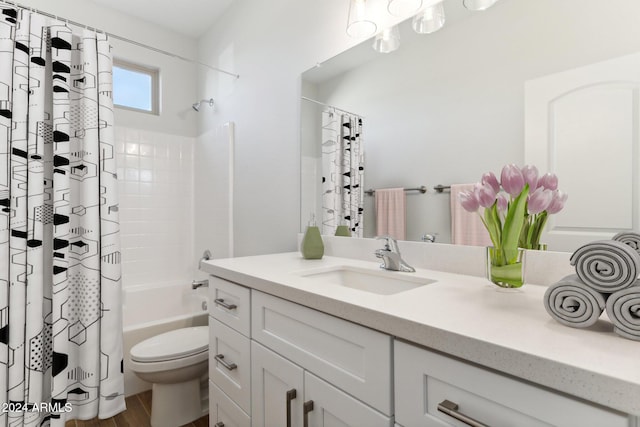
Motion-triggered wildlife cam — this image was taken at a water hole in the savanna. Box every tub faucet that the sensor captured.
[374,236,415,272]
[191,279,209,289]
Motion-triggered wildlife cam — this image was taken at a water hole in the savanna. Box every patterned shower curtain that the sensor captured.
[321,109,365,237]
[0,6,124,426]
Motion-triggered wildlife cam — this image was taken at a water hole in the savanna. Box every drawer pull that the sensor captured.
[214,298,237,310]
[438,399,490,427]
[214,354,237,371]
[286,389,297,427]
[303,400,314,427]
[215,423,224,427]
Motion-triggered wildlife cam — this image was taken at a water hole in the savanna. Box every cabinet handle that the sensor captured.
[437,399,490,427]
[214,354,237,371]
[214,298,237,310]
[303,400,314,427]
[215,423,224,427]
[286,389,297,427]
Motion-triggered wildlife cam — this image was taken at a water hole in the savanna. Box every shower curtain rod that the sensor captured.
[301,96,364,118]
[0,0,240,79]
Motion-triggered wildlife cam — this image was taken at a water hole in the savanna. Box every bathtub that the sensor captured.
[122,283,209,397]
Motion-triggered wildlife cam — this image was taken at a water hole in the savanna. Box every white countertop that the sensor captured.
[202,252,640,416]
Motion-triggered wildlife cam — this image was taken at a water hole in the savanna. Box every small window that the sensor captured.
[113,59,159,114]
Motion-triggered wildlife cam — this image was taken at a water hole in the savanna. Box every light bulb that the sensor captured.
[463,0,498,11]
[372,26,400,53]
[412,1,445,34]
[347,0,377,38]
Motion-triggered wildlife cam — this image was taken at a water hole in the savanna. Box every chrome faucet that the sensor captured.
[191,279,209,289]
[375,236,415,272]
[421,232,437,243]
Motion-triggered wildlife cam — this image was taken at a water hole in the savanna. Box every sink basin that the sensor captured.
[297,265,436,295]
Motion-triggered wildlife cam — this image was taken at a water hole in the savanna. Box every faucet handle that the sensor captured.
[375,235,399,253]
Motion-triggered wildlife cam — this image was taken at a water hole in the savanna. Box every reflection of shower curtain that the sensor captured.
[321,109,364,237]
[0,6,124,426]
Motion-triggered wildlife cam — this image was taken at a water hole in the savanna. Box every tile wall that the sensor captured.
[115,127,195,288]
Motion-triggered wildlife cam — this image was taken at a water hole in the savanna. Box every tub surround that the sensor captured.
[202,238,639,416]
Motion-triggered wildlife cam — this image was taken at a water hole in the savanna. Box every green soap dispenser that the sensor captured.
[301,214,324,259]
[334,216,351,237]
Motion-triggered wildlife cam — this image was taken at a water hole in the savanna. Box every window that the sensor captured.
[113,59,159,114]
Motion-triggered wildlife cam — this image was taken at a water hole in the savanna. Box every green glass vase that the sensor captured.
[486,246,526,288]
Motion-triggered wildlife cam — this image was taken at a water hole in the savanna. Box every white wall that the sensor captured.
[197,0,640,251]
[20,0,200,287]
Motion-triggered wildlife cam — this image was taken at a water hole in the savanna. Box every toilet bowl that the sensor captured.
[130,326,209,427]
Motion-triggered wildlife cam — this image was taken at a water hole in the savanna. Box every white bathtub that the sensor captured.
[122,283,209,397]
[123,282,209,329]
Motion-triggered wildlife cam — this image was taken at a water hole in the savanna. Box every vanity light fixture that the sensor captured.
[372,25,401,53]
[412,1,445,34]
[387,0,423,17]
[348,0,498,51]
[347,0,378,38]
[462,0,498,11]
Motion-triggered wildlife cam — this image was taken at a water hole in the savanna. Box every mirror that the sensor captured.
[300,0,640,251]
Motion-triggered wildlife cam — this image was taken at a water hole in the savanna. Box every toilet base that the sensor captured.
[150,379,202,427]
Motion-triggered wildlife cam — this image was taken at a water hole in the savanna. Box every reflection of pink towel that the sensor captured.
[375,188,406,240]
[450,184,492,246]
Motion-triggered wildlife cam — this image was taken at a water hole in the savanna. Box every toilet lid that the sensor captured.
[131,326,209,362]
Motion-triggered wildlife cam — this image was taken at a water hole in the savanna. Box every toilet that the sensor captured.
[130,326,209,427]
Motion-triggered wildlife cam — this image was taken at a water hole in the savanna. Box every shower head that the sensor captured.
[192,98,214,111]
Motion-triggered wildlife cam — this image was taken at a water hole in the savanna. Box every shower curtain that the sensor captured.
[321,109,365,237]
[0,6,125,426]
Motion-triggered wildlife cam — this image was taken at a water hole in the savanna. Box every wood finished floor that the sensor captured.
[64,390,209,427]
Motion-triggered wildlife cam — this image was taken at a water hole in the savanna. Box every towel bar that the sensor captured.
[365,186,427,196]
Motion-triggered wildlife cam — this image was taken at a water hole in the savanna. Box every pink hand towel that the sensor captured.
[375,188,406,241]
[450,183,492,246]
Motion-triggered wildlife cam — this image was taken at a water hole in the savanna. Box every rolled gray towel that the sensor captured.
[570,240,640,293]
[606,287,640,341]
[612,231,640,255]
[544,275,607,328]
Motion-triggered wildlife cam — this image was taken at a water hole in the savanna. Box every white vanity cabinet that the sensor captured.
[251,290,393,427]
[210,279,394,427]
[209,268,639,427]
[251,341,391,427]
[394,340,634,427]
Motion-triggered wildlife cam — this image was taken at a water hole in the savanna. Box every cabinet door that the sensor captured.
[209,381,251,427]
[251,341,304,427]
[303,372,392,427]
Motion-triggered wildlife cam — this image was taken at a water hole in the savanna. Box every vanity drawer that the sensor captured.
[209,276,250,337]
[394,340,631,427]
[209,381,251,427]
[251,290,392,416]
[209,318,251,415]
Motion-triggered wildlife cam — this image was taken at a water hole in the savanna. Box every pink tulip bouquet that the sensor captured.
[459,164,568,287]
